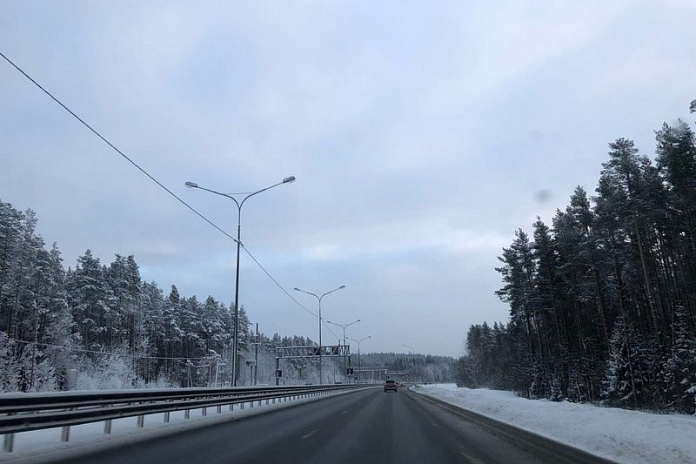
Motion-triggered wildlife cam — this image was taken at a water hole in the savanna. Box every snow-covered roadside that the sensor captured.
[414,383,696,464]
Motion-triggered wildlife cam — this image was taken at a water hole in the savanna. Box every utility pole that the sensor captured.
[294,285,345,384]
[254,323,259,385]
[326,319,360,383]
[185,176,295,386]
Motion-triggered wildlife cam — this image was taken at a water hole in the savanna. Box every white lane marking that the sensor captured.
[302,429,319,439]
[341,410,348,415]
[460,451,486,464]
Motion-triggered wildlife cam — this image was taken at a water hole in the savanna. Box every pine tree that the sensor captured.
[0,201,26,337]
[602,313,658,409]
[67,250,110,351]
[662,306,696,413]
[162,285,183,380]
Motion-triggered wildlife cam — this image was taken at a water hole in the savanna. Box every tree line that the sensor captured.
[358,352,456,383]
[0,200,330,391]
[0,199,449,390]
[457,101,696,414]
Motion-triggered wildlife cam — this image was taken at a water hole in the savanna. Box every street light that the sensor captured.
[402,344,415,380]
[347,336,371,383]
[185,176,295,386]
[326,319,361,383]
[294,285,345,384]
[326,319,361,347]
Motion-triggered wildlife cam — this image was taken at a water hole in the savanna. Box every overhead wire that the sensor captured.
[0,50,317,321]
[0,51,237,244]
[240,244,318,318]
[322,323,340,342]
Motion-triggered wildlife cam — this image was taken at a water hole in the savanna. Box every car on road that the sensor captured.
[384,379,397,392]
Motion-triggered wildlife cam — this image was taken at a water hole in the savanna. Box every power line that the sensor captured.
[0,50,237,244]
[323,323,340,342]
[0,50,317,322]
[241,243,318,318]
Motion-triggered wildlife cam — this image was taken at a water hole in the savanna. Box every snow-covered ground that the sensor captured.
[414,383,696,464]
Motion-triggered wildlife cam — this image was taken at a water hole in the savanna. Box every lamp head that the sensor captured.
[185,181,198,188]
[339,285,346,289]
[283,176,296,183]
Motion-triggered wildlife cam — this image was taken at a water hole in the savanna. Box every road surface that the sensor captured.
[48,387,615,464]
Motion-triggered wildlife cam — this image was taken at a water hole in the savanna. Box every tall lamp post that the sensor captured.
[185,176,295,386]
[327,319,360,383]
[402,344,415,381]
[294,285,345,384]
[347,336,371,383]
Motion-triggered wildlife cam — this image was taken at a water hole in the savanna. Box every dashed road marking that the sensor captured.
[460,451,486,464]
[302,429,319,439]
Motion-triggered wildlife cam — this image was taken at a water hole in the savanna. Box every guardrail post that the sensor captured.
[3,433,15,453]
[0,388,350,446]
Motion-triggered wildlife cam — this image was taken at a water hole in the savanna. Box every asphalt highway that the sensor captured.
[48,387,616,464]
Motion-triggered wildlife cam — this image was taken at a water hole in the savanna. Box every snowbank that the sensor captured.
[414,383,696,464]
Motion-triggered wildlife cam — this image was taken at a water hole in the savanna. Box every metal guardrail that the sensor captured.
[0,384,365,453]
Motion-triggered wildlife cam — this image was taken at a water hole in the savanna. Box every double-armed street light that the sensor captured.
[326,319,361,383]
[326,319,361,347]
[293,285,346,384]
[347,335,371,383]
[185,176,295,386]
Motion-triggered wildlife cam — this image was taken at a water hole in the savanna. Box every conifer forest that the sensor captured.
[0,202,455,391]
[457,102,696,414]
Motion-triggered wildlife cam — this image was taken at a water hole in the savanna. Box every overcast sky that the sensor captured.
[1,1,695,357]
